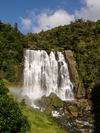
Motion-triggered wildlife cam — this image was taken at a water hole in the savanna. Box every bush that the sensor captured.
[0,80,9,95]
[0,80,30,133]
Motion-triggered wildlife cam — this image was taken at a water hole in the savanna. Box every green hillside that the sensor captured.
[0,19,100,91]
[0,19,100,133]
[0,80,66,133]
[21,105,66,133]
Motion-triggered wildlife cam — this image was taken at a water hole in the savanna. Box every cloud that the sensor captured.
[20,17,32,31]
[20,0,100,33]
[33,9,75,32]
[75,0,100,21]
[20,9,74,33]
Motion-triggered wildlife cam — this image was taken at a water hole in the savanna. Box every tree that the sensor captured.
[0,80,30,133]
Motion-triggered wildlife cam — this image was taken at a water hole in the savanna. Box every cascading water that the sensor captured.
[22,50,74,107]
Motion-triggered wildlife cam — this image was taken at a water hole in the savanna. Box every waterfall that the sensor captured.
[22,50,74,107]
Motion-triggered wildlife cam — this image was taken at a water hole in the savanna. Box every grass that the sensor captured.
[21,105,67,133]
[8,87,68,133]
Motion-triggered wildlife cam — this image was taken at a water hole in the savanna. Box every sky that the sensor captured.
[0,0,100,34]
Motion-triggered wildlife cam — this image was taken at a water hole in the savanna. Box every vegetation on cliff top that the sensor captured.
[0,19,99,133]
[0,19,100,91]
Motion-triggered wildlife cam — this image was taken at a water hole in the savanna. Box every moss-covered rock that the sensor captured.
[35,93,64,115]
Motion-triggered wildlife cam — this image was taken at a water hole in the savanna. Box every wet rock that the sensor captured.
[64,50,85,98]
[35,93,64,114]
[64,103,79,118]
[53,99,93,133]
[52,110,64,118]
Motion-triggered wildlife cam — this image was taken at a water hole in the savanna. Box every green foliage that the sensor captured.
[0,80,30,133]
[25,19,100,90]
[0,80,9,95]
[0,20,100,90]
[21,106,66,133]
[0,22,25,82]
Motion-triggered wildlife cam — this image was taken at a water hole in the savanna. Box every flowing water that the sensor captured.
[22,50,74,107]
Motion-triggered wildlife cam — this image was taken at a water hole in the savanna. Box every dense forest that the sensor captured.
[0,19,100,91]
[0,20,100,132]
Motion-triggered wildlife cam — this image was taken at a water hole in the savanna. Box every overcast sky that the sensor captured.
[0,0,100,33]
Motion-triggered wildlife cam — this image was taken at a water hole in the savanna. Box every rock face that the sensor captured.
[64,50,85,98]
[54,99,93,133]
[35,93,64,114]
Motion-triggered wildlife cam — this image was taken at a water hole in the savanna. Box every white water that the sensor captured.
[22,50,74,107]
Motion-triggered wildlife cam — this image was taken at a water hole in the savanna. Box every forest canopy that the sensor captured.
[0,19,100,90]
